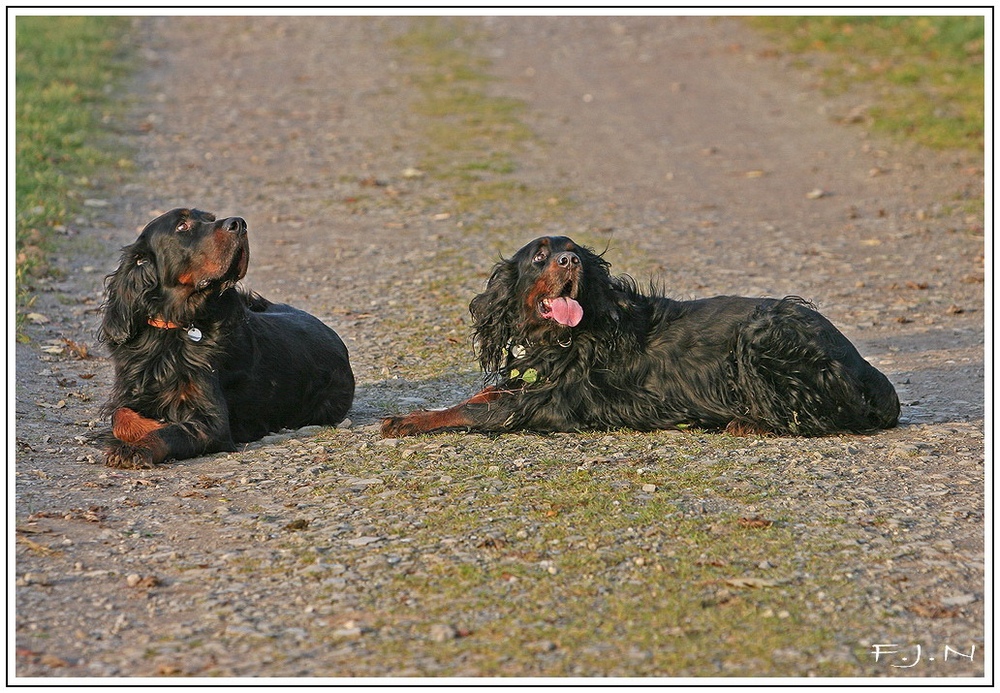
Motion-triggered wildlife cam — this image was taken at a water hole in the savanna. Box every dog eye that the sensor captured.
[175,221,191,233]
[532,250,548,264]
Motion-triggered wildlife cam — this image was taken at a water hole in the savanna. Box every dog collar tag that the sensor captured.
[186,326,203,342]
[510,344,526,359]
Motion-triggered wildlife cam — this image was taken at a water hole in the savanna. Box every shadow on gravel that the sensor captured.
[349,375,483,427]
[894,365,984,426]
[876,329,985,426]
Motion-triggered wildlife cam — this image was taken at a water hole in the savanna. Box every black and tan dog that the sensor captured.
[383,236,899,437]
[100,208,354,468]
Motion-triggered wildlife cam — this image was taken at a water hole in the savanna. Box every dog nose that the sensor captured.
[556,251,580,268]
[222,217,247,235]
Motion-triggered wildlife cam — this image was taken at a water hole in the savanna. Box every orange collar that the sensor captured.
[147,317,204,342]
[147,317,183,330]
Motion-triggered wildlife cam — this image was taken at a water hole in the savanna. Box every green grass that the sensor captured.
[300,429,885,676]
[749,16,985,150]
[15,16,133,307]
[394,18,532,148]
[392,18,566,224]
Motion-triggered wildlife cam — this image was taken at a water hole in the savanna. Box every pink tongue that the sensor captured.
[547,297,583,327]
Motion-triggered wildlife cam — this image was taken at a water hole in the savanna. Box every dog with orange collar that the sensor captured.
[99,208,354,468]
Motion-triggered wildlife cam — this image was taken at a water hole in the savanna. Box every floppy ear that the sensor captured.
[570,244,629,330]
[470,258,521,375]
[100,244,158,345]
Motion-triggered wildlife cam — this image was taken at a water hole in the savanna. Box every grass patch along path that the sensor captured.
[15,16,134,322]
[749,16,985,150]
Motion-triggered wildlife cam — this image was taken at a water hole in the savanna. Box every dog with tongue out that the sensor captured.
[381,234,900,438]
[382,235,600,437]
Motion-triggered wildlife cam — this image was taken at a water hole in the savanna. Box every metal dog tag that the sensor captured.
[186,327,203,342]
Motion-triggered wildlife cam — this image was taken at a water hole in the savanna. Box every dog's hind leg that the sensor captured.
[732,299,898,434]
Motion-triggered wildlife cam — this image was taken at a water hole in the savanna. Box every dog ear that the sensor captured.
[100,244,158,345]
[574,244,628,327]
[470,259,521,375]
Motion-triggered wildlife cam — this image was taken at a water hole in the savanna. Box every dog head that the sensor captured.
[100,208,249,344]
[470,236,619,374]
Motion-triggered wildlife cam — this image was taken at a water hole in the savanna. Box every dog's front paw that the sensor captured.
[105,443,156,469]
[381,416,421,438]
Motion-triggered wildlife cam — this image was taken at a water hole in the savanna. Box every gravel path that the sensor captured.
[15,16,985,679]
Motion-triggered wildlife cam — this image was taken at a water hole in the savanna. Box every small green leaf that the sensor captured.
[522,368,538,383]
[509,369,520,379]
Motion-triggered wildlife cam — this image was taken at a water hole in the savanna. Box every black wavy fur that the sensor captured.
[99,208,354,468]
[382,236,900,437]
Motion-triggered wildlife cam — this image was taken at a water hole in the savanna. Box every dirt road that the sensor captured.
[15,16,985,679]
